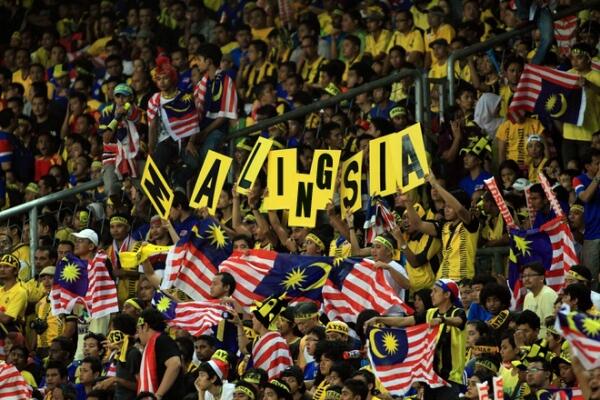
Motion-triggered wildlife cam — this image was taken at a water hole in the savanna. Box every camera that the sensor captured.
[30,318,48,334]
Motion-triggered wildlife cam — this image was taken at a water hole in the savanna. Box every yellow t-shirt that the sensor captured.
[0,282,28,321]
[12,70,32,99]
[424,24,455,63]
[365,29,392,58]
[36,296,63,349]
[428,60,448,80]
[22,279,46,305]
[495,118,545,168]
[405,233,441,292]
[563,69,600,141]
[12,244,31,282]
[528,158,548,183]
[386,29,425,54]
[498,84,514,118]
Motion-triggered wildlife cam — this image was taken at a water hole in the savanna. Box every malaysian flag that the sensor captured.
[194,69,238,122]
[550,388,585,400]
[146,89,200,140]
[220,249,336,309]
[0,362,32,399]
[170,220,232,300]
[554,16,578,56]
[363,198,397,246]
[367,325,446,396]
[555,307,600,370]
[252,331,293,379]
[152,291,226,336]
[50,252,119,318]
[508,215,577,309]
[322,259,413,322]
[508,64,586,126]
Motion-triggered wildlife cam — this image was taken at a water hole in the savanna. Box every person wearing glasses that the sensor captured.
[524,357,552,400]
[521,261,558,338]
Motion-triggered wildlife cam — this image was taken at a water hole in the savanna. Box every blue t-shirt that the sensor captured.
[467,302,492,322]
[459,171,493,198]
[174,215,202,238]
[369,101,397,120]
[532,208,556,229]
[574,173,600,240]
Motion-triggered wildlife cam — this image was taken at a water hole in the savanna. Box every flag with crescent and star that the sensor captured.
[219,249,335,308]
[170,218,233,301]
[555,306,600,370]
[367,325,447,396]
[508,216,576,309]
[509,64,586,126]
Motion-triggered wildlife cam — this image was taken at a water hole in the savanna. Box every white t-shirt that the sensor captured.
[205,382,235,400]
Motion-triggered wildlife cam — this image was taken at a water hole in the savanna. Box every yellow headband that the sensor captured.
[476,359,499,374]
[570,204,584,214]
[473,345,499,354]
[326,321,349,336]
[110,216,130,226]
[124,298,143,311]
[374,236,394,254]
[235,386,256,400]
[326,390,341,400]
[294,312,319,321]
[567,269,588,282]
[306,233,325,251]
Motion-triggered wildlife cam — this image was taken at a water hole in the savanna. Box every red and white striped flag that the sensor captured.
[252,331,293,379]
[194,70,238,121]
[169,301,226,336]
[322,259,413,322]
[540,216,578,292]
[86,251,119,318]
[554,15,578,56]
[219,250,274,308]
[161,240,187,291]
[367,324,446,396]
[0,362,32,399]
[146,90,200,141]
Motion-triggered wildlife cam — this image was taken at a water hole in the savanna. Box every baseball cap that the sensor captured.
[40,266,56,276]
[72,228,99,246]
[512,178,531,191]
[114,83,133,97]
[0,254,19,269]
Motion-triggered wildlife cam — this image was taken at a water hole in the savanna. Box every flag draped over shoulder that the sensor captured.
[555,307,600,370]
[165,219,232,300]
[252,331,293,379]
[159,90,200,140]
[367,325,446,396]
[0,362,32,399]
[322,259,413,322]
[50,252,118,318]
[152,291,226,336]
[508,64,586,126]
[508,216,577,308]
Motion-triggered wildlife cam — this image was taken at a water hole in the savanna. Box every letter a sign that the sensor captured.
[141,156,174,219]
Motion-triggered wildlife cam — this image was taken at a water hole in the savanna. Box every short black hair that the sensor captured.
[343,34,361,49]
[82,356,103,374]
[198,43,223,66]
[529,183,545,196]
[563,282,593,312]
[196,334,217,347]
[343,379,369,400]
[215,272,236,296]
[198,361,223,386]
[112,313,138,336]
[581,148,600,166]
[0,108,15,128]
[522,261,545,276]
[140,308,167,332]
[249,39,268,58]
[515,309,540,331]
[51,336,75,359]
[232,234,254,248]
[172,191,191,210]
[480,282,511,310]
[46,360,68,378]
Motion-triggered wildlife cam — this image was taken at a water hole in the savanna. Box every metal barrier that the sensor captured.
[0,179,102,265]
[447,0,600,105]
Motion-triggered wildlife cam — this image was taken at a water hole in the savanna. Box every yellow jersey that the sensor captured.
[386,29,425,54]
[365,29,392,58]
[563,69,600,141]
[495,118,545,168]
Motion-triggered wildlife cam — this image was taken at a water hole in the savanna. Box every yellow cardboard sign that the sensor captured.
[399,123,429,192]
[369,123,428,196]
[369,134,401,196]
[236,137,273,195]
[310,149,341,210]
[140,156,174,219]
[340,151,362,219]
[264,149,297,210]
[189,150,232,215]
[287,173,317,228]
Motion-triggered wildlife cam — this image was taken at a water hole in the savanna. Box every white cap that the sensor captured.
[72,228,99,246]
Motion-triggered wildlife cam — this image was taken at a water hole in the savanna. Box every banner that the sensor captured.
[141,156,174,219]
[236,137,273,195]
[189,150,232,215]
[340,151,363,219]
[288,173,317,227]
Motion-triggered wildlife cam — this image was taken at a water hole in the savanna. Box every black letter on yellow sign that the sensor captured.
[402,134,425,187]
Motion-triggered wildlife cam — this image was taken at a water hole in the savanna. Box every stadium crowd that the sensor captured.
[0,0,599,399]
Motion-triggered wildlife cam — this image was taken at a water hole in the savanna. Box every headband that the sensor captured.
[325,390,341,400]
[269,380,291,393]
[570,204,584,214]
[294,312,319,321]
[567,269,588,282]
[374,236,394,254]
[306,233,325,251]
[243,372,262,385]
[235,386,256,400]
[476,359,499,374]
[124,298,143,311]
[571,47,590,57]
[110,216,130,226]
[472,345,499,354]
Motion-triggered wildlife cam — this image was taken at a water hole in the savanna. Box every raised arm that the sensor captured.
[427,174,472,224]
